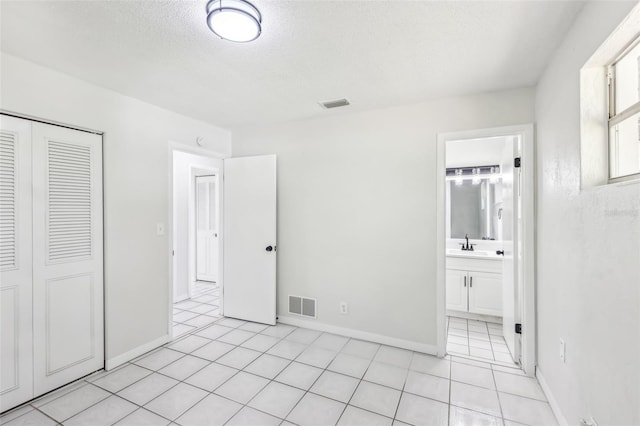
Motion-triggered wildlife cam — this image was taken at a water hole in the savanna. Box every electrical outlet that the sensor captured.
[560,339,566,363]
[340,302,348,314]
[156,223,165,236]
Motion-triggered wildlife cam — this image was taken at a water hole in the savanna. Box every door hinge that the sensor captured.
[515,323,522,334]
[514,157,521,168]
[172,250,175,256]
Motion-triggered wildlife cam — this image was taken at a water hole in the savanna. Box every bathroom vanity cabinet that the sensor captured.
[446,255,502,317]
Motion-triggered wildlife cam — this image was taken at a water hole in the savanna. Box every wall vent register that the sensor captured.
[288,295,317,318]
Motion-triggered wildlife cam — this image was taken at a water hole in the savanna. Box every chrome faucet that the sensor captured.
[460,234,475,251]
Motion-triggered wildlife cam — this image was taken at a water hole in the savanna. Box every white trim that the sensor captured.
[277,315,438,355]
[105,334,170,370]
[536,367,569,426]
[436,124,536,375]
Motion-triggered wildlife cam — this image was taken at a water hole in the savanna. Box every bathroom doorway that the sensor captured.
[436,125,536,376]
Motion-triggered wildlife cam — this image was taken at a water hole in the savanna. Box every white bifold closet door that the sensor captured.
[0,116,34,411]
[0,115,104,411]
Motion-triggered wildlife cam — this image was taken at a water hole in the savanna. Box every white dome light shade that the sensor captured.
[206,0,262,43]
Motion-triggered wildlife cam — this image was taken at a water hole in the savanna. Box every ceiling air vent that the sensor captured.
[320,98,350,109]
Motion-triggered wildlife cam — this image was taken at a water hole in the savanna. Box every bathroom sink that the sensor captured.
[446,249,495,258]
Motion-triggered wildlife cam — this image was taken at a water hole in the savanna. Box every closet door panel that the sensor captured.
[32,122,103,396]
[0,115,33,412]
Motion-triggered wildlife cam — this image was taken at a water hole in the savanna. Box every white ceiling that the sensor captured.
[0,1,584,129]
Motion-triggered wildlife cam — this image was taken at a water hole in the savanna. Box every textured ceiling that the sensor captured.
[0,1,584,129]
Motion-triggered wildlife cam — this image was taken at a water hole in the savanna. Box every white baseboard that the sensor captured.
[277,315,438,356]
[106,334,170,370]
[536,367,568,426]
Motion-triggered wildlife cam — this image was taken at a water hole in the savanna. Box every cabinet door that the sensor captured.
[0,115,33,412]
[468,271,502,316]
[446,269,468,312]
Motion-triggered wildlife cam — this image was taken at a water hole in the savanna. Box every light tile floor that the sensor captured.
[172,281,220,338]
[2,316,557,426]
[446,316,517,367]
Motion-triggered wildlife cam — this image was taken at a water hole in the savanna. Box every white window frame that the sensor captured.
[607,35,640,183]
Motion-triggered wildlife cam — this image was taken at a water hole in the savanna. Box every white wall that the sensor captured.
[534,2,640,425]
[232,88,534,349]
[0,53,231,365]
[172,150,222,302]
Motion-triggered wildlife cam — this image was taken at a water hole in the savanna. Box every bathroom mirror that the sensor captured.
[446,169,502,240]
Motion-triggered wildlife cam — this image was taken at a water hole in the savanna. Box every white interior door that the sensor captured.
[196,175,218,282]
[0,115,34,411]
[223,155,276,325]
[500,136,520,363]
[32,122,104,395]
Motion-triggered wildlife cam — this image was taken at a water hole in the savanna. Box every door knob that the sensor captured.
[496,250,504,256]
[266,246,273,252]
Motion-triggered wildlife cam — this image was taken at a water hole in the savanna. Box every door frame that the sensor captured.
[436,124,536,376]
[167,141,226,340]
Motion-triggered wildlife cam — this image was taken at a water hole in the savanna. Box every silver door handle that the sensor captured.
[469,276,473,288]
[464,276,467,287]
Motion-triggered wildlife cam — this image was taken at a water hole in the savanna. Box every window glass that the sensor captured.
[609,110,640,178]
[615,41,640,114]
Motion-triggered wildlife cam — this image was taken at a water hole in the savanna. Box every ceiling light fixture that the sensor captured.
[206,0,262,43]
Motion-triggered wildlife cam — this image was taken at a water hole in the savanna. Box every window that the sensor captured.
[608,36,640,181]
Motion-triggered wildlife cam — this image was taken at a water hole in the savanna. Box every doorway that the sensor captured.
[436,124,536,376]
[170,147,223,339]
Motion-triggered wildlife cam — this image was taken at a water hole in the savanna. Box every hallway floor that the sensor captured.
[172,281,220,338]
[1,316,557,426]
[446,316,517,367]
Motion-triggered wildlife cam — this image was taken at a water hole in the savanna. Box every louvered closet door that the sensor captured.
[0,115,34,412]
[32,122,103,395]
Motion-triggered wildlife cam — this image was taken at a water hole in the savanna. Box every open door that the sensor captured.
[196,175,218,283]
[223,155,276,325]
[500,136,520,364]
